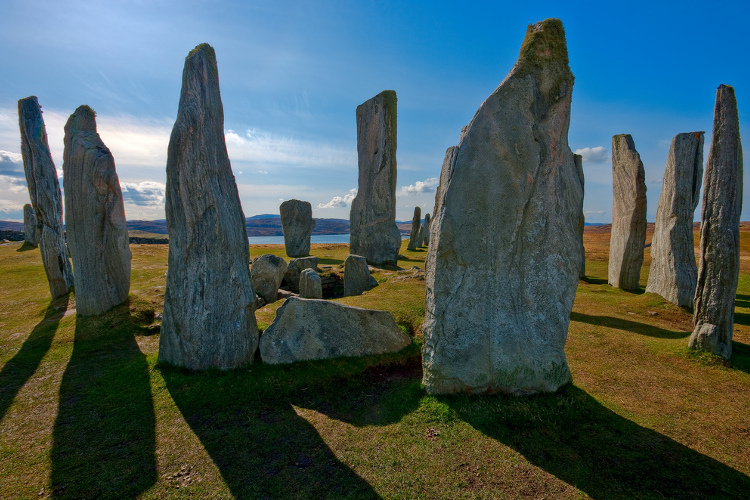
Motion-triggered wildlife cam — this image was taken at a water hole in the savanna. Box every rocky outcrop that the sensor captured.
[282,256,320,294]
[423,19,582,395]
[63,105,131,316]
[344,254,377,296]
[407,206,421,251]
[251,254,288,304]
[574,154,585,278]
[23,204,38,246]
[646,132,704,307]
[608,134,647,291]
[689,85,743,359]
[159,44,258,370]
[423,213,431,246]
[349,90,402,265]
[18,96,74,299]
[299,268,322,299]
[280,199,315,257]
[259,297,411,364]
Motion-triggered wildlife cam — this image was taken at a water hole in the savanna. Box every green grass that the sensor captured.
[1,236,749,498]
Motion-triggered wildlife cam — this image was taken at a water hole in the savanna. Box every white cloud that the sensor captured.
[399,177,438,196]
[573,146,608,164]
[317,188,357,209]
[0,150,27,193]
[121,181,165,206]
[584,210,607,216]
[0,199,24,213]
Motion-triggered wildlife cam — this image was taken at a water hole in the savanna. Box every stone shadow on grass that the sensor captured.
[15,241,38,252]
[162,351,422,499]
[0,296,68,423]
[729,341,750,374]
[570,312,690,339]
[733,293,750,310]
[51,303,156,499]
[443,385,750,498]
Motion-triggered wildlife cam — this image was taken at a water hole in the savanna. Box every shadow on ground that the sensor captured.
[51,302,156,499]
[0,296,68,422]
[442,384,750,498]
[15,241,37,252]
[162,351,422,499]
[570,311,690,339]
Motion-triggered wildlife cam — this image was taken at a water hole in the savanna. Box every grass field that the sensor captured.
[0,227,749,499]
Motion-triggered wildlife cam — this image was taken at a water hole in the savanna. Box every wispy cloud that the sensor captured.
[317,188,357,209]
[574,146,608,164]
[399,177,438,196]
[0,199,25,218]
[121,181,165,206]
[0,150,27,193]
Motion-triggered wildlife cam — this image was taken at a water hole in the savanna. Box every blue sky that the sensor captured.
[0,0,747,223]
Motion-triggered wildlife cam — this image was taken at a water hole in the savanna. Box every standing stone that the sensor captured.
[283,256,320,294]
[62,105,132,316]
[23,204,38,246]
[159,43,258,370]
[608,134,647,291]
[344,254,377,296]
[574,154,585,278]
[407,206,421,251]
[689,85,743,359]
[299,268,323,299]
[433,145,459,218]
[423,19,582,395]
[646,132,704,307]
[18,96,74,299]
[349,90,402,266]
[423,213,431,246]
[280,199,315,257]
[251,254,288,304]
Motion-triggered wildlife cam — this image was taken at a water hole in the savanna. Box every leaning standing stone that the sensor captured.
[23,204,38,246]
[349,90,402,265]
[280,199,315,257]
[18,96,74,299]
[299,268,323,299]
[608,134,647,291]
[646,132,704,307]
[159,43,258,370]
[407,206,421,251]
[344,254,377,296]
[689,85,743,359]
[423,19,582,395]
[63,105,131,316]
[251,254,288,305]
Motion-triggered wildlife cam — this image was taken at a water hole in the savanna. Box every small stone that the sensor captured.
[23,204,38,247]
[344,254,377,296]
[283,256,320,293]
[407,206,421,251]
[573,154,585,278]
[280,199,315,257]
[251,254,288,304]
[299,268,322,299]
[423,213,431,246]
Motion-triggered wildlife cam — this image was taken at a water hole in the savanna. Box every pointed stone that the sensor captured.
[423,213,431,246]
[407,206,421,251]
[159,43,258,370]
[280,199,315,257]
[574,154,586,278]
[299,268,323,299]
[23,204,38,246]
[433,145,459,218]
[18,96,74,299]
[608,134,647,291]
[349,90,401,265]
[423,19,581,395]
[646,132,704,307]
[689,85,743,359]
[63,105,132,316]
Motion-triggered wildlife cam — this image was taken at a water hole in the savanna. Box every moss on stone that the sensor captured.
[187,42,217,66]
[515,18,574,100]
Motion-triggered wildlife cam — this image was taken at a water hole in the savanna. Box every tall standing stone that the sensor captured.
[159,43,258,370]
[63,105,132,316]
[407,206,421,251]
[423,19,582,395]
[280,199,315,257]
[608,134,647,291]
[423,213,431,246]
[23,203,38,246]
[349,90,401,266]
[18,96,74,299]
[574,154,585,278]
[646,132,704,307]
[689,85,743,359]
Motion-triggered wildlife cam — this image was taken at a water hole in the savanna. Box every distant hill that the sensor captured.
[0,221,23,231]
[127,216,351,237]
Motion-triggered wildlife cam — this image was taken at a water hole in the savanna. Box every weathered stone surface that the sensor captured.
[62,105,131,316]
[646,132,704,307]
[433,145,459,218]
[574,154,585,278]
[159,44,258,370]
[259,297,411,364]
[407,206,421,251]
[18,96,74,299]
[299,268,322,299]
[689,85,743,359]
[423,213,431,246]
[344,254,377,296]
[283,256,320,293]
[251,254,288,304]
[280,199,315,257]
[23,204,38,246]
[349,90,402,265]
[423,19,581,395]
[608,134,647,291]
